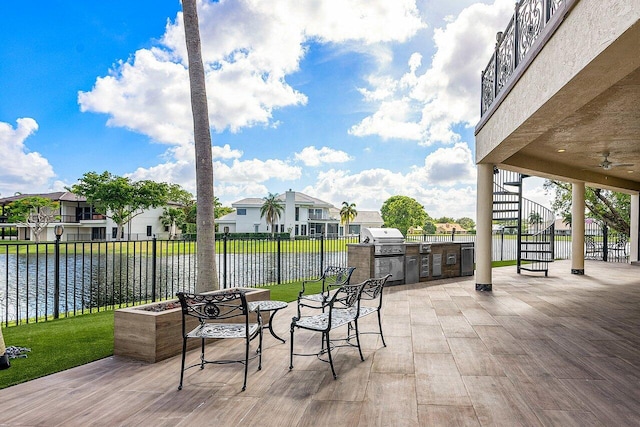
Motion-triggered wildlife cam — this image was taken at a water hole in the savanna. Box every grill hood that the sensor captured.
[360,227,405,244]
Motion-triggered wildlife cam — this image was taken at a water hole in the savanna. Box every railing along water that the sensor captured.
[0,228,626,326]
[0,235,359,326]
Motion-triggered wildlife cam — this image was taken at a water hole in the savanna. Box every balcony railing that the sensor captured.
[481,0,566,116]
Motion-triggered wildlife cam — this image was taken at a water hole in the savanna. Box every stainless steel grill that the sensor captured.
[360,228,405,283]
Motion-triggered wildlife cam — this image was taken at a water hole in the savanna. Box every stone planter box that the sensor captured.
[114,288,270,363]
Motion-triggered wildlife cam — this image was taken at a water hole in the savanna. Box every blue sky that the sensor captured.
[0,0,550,220]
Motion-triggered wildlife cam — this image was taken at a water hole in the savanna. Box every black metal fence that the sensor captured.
[0,235,359,326]
[0,226,630,326]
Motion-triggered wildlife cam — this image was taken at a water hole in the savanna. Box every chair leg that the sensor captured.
[325,331,337,380]
[242,336,249,392]
[178,337,187,390]
[354,319,364,361]
[200,338,206,369]
[289,323,295,370]
[377,310,386,347]
[257,327,263,371]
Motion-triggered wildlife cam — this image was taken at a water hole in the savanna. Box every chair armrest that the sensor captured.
[298,276,324,300]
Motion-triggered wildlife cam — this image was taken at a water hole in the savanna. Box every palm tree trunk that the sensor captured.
[182,0,218,292]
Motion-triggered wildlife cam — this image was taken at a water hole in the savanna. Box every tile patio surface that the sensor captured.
[1,260,639,426]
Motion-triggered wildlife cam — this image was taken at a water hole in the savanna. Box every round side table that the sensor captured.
[248,300,288,343]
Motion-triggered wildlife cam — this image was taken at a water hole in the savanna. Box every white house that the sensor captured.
[215,190,383,237]
[0,192,175,242]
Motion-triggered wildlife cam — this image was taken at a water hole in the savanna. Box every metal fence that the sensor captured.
[0,235,358,326]
[0,227,630,326]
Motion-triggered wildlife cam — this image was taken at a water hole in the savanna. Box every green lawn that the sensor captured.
[1,310,115,389]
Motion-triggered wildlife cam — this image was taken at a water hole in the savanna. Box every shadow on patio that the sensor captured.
[1,260,639,426]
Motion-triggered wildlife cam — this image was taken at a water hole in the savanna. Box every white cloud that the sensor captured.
[0,118,56,195]
[294,146,352,167]
[127,142,301,197]
[408,142,476,186]
[350,0,514,145]
[303,145,478,219]
[79,0,426,145]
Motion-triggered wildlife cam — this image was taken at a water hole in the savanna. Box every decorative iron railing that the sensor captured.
[481,0,565,116]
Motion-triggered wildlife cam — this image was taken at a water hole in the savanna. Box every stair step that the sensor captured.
[493,190,520,196]
[503,181,522,186]
[493,209,519,214]
[493,217,518,222]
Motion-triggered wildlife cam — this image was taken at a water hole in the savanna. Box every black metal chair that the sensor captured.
[296,266,355,318]
[176,290,262,392]
[355,274,392,347]
[290,280,366,379]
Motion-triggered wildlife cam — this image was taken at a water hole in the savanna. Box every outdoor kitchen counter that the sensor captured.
[348,241,473,285]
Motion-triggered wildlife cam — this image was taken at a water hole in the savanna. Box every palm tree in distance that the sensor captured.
[260,193,284,237]
[159,207,185,240]
[528,211,543,234]
[340,201,357,237]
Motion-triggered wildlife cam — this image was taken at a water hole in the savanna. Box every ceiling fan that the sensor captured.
[597,152,633,170]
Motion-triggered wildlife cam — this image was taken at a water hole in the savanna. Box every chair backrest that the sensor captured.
[328,281,365,312]
[177,291,249,322]
[360,274,391,301]
[322,266,356,289]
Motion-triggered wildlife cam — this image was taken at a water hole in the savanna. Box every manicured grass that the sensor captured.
[1,311,114,389]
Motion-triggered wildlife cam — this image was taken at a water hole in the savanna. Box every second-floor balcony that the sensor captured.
[480,0,568,117]
[58,214,107,223]
[308,212,326,220]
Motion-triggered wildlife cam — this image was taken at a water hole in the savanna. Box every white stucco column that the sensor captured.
[571,182,585,274]
[284,189,295,238]
[630,193,639,263]
[476,163,493,291]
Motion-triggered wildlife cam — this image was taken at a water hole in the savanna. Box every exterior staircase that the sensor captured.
[493,168,555,276]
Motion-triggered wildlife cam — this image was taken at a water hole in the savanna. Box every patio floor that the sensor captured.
[1,260,639,426]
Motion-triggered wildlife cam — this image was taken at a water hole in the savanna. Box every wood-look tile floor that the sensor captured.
[1,260,639,426]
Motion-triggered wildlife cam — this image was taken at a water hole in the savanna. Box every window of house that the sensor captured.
[295,207,299,221]
[295,225,299,235]
[237,208,247,215]
[301,224,307,235]
[112,227,118,239]
[147,226,152,237]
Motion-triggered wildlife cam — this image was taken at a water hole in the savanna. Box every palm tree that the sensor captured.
[181,0,218,292]
[159,207,185,240]
[528,211,543,233]
[260,193,284,237]
[340,201,357,237]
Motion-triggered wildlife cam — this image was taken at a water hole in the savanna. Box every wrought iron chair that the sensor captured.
[355,274,392,347]
[290,280,366,379]
[176,290,262,392]
[296,266,355,318]
[608,234,629,259]
[585,235,603,259]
